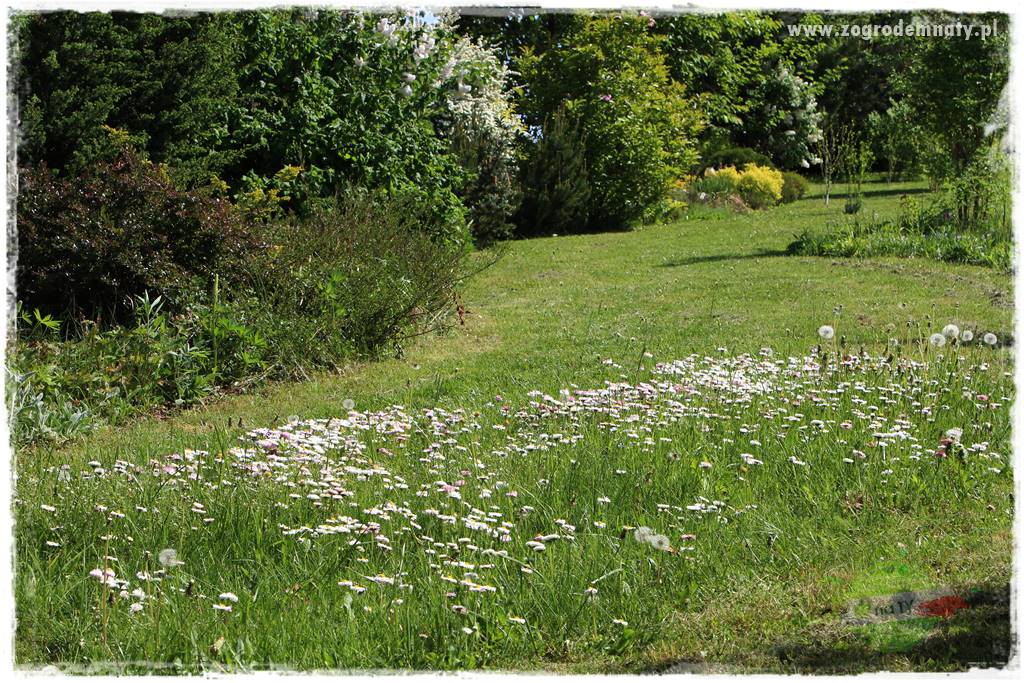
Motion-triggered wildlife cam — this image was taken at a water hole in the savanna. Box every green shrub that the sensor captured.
[516,105,592,235]
[14,11,240,185]
[7,294,219,445]
[444,36,525,244]
[226,9,474,244]
[742,65,823,170]
[16,146,255,323]
[736,163,783,209]
[519,15,703,230]
[686,167,740,205]
[702,147,774,172]
[780,172,808,203]
[788,210,1011,271]
[942,142,1011,238]
[246,187,469,360]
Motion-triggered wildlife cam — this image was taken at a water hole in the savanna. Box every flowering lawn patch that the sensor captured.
[15,339,1012,671]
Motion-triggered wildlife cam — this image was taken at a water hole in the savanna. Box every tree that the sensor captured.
[15,11,240,185]
[897,12,1008,181]
[519,14,703,229]
[515,105,591,235]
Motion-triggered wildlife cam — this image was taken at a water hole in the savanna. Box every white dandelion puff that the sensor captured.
[158,548,183,567]
[818,325,835,340]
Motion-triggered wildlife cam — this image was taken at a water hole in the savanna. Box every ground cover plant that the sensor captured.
[14,179,1014,672]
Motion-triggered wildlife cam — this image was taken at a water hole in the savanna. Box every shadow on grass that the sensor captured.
[771,585,1011,673]
[658,248,789,268]
[807,186,932,201]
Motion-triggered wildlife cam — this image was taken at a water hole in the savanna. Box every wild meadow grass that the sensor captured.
[14,180,1014,672]
[15,336,1012,672]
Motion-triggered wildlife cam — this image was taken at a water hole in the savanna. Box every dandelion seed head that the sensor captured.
[158,548,182,568]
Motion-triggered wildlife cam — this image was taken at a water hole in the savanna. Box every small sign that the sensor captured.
[843,587,971,625]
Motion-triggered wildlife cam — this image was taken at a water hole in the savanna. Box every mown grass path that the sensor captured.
[18,181,1014,672]
[37,181,1010,462]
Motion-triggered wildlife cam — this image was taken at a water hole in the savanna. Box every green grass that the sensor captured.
[14,179,1014,672]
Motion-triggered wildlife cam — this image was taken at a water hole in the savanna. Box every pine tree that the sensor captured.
[516,105,591,235]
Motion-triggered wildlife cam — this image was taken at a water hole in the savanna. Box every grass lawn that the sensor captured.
[14,179,1014,672]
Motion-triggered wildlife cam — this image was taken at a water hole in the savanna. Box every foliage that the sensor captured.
[245,187,470,359]
[224,9,472,243]
[515,105,592,235]
[867,100,922,182]
[658,12,782,132]
[701,146,774,172]
[10,186,471,446]
[790,183,1011,271]
[14,9,529,244]
[835,128,873,214]
[518,14,703,229]
[736,163,784,209]
[780,172,809,203]
[788,219,1010,271]
[442,36,525,243]
[684,169,742,210]
[233,165,304,224]
[8,294,227,445]
[937,142,1011,239]
[808,11,915,137]
[741,64,824,170]
[14,11,241,186]
[685,163,787,212]
[896,12,1008,182]
[16,145,255,323]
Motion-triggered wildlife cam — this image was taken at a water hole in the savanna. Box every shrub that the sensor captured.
[702,147,774,172]
[685,166,739,205]
[226,10,473,245]
[736,163,783,209]
[16,146,255,323]
[788,220,1010,271]
[7,294,219,445]
[516,105,592,235]
[714,165,742,190]
[443,36,525,244]
[10,185,472,447]
[519,15,703,230]
[14,11,240,184]
[780,172,808,203]
[942,141,1011,238]
[247,187,469,359]
[788,187,1012,271]
[741,64,823,170]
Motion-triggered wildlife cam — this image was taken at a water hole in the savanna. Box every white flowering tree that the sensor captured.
[741,64,823,171]
[439,34,525,242]
[228,9,517,244]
